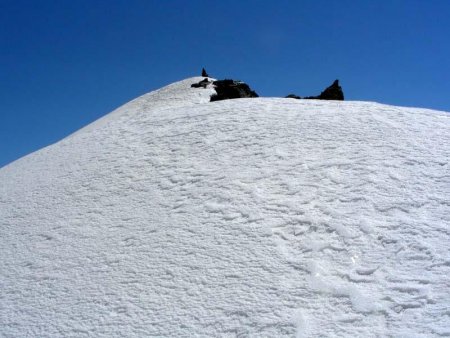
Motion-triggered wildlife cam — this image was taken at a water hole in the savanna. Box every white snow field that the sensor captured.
[1,77,449,337]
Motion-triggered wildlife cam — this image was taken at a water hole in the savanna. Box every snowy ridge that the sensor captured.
[1,78,449,337]
[69,76,217,138]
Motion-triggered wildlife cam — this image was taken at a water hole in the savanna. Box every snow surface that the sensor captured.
[1,77,449,337]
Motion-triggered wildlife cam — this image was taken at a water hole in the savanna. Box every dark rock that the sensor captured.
[304,80,344,100]
[210,79,258,102]
[191,78,211,88]
[286,94,301,99]
[201,68,209,77]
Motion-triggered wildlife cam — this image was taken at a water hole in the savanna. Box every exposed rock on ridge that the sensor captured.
[191,77,259,102]
[191,78,211,88]
[286,80,345,101]
[210,79,259,102]
[304,80,344,100]
[191,71,342,102]
[285,94,301,99]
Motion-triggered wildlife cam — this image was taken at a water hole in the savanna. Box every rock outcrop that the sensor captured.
[285,94,301,99]
[192,75,343,102]
[304,80,344,100]
[191,78,211,88]
[210,79,258,102]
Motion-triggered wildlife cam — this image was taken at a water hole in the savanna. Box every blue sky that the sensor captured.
[1,0,449,168]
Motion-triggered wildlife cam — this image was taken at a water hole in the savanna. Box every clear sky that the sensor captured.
[1,0,449,168]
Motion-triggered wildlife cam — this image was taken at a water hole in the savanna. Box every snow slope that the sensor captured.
[1,77,449,337]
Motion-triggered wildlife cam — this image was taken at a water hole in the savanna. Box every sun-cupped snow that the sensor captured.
[0,77,449,337]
